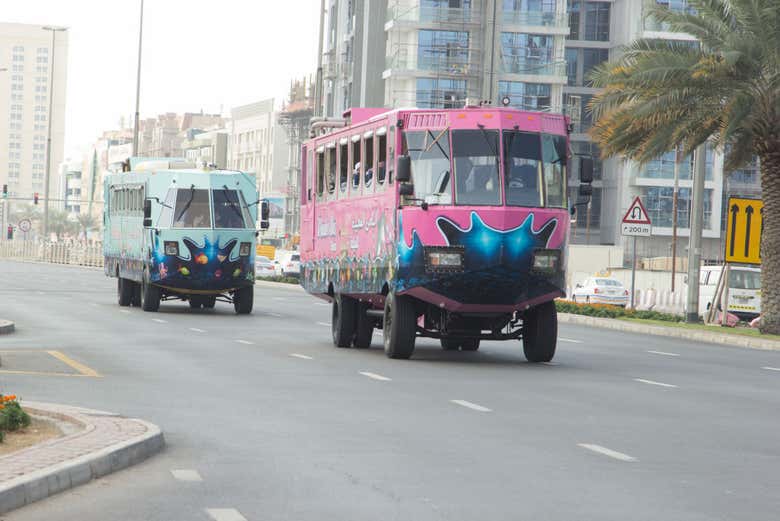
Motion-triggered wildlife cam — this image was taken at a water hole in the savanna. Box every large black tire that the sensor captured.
[189,298,202,309]
[131,281,142,307]
[332,294,356,348]
[461,338,480,351]
[234,286,253,314]
[440,338,460,350]
[383,292,416,359]
[353,302,374,349]
[140,276,161,312]
[202,296,216,309]
[523,301,557,362]
[117,277,133,307]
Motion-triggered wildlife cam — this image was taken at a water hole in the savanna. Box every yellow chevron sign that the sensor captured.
[725,197,763,265]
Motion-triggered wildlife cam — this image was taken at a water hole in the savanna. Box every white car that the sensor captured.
[572,277,629,306]
[698,265,761,321]
[255,256,276,278]
[279,252,300,277]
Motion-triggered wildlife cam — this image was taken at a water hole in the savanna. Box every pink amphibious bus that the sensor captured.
[300,106,593,361]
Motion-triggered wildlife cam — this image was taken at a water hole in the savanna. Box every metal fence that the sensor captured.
[0,241,103,268]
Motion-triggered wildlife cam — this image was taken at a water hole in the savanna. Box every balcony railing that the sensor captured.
[386,45,480,76]
[501,10,567,28]
[502,57,566,77]
[387,4,479,25]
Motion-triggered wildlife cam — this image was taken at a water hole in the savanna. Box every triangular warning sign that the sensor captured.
[622,196,652,225]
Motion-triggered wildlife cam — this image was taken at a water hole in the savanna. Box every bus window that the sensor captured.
[504,131,543,207]
[377,130,387,186]
[351,137,361,191]
[364,134,374,190]
[403,130,452,206]
[316,149,325,198]
[339,140,349,194]
[542,134,567,208]
[453,129,501,206]
[302,146,309,202]
[213,189,247,228]
[173,188,211,228]
[158,188,176,227]
[326,145,336,195]
[388,126,395,184]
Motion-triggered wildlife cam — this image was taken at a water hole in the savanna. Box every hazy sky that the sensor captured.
[4,0,321,155]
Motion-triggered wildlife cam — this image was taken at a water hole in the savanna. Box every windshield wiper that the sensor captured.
[424,128,450,159]
[221,185,245,225]
[477,124,499,165]
[176,185,196,222]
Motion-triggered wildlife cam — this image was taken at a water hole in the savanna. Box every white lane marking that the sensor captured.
[189,328,206,333]
[762,366,780,372]
[170,469,203,482]
[578,443,637,462]
[359,371,392,381]
[119,309,130,314]
[272,297,287,301]
[543,362,558,366]
[450,399,492,412]
[559,337,583,343]
[290,353,313,360]
[316,321,330,327]
[235,339,254,345]
[36,291,45,295]
[634,378,678,388]
[647,350,680,357]
[268,312,282,318]
[314,302,329,306]
[205,509,247,521]
[152,318,168,323]
[89,303,98,307]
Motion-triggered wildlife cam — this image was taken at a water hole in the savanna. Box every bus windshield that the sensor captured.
[213,189,252,229]
[453,129,501,206]
[504,131,542,207]
[173,188,211,228]
[404,130,452,205]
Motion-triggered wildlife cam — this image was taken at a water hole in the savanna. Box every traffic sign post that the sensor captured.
[622,196,653,308]
[725,197,763,265]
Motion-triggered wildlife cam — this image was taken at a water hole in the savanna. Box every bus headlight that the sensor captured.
[164,241,179,256]
[425,247,464,272]
[532,249,561,272]
[239,242,252,257]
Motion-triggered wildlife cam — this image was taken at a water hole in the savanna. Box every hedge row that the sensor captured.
[256,275,300,285]
[555,300,685,322]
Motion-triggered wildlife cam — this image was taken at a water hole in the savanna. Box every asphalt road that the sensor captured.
[1,260,779,521]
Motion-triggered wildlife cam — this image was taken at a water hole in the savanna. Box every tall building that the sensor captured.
[137,112,224,159]
[0,23,68,205]
[320,0,569,116]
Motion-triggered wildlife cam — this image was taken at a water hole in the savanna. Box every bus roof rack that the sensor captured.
[130,158,197,171]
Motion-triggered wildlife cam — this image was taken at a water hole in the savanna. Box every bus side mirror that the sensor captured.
[396,155,411,183]
[579,157,594,184]
[578,184,593,197]
[143,199,152,227]
[399,183,414,196]
[259,200,270,230]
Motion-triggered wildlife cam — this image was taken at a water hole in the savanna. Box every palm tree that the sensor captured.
[588,0,780,334]
[75,213,97,240]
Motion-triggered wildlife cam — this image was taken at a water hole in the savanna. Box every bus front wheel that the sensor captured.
[332,294,356,348]
[234,286,253,314]
[140,277,161,312]
[383,292,416,359]
[522,301,557,363]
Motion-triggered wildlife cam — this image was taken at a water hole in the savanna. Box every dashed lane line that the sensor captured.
[647,350,680,357]
[359,371,392,381]
[762,366,780,372]
[290,353,313,360]
[316,321,330,327]
[268,312,282,318]
[152,318,168,323]
[450,399,492,412]
[205,509,248,521]
[189,328,206,333]
[235,339,254,345]
[578,443,637,462]
[634,378,678,388]
[170,469,203,482]
[119,309,130,314]
[559,337,583,343]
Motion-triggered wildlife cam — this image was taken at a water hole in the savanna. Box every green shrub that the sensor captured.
[555,300,684,322]
[0,400,31,434]
[256,275,300,285]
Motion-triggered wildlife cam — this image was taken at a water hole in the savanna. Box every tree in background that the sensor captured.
[589,0,780,334]
[76,213,97,240]
[47,209,78,240]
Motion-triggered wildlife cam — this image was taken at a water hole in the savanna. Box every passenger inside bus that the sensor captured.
[173,188,211,228]
[352,162,361,189]
[507,163,541,206]
[365,166,373,188]
[460,165,499,205]
[377,161,386,184]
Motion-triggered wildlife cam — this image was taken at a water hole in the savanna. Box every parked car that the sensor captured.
[572,277,629,306]
[279,252,300,277]
[255,256,276,278]
[698,265,761,321]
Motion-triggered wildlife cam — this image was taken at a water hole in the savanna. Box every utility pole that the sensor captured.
[132,0,145,156]
[313,0,326,117]
[42,26,68,240]
[685,143,707,323]
[671,145,681,291]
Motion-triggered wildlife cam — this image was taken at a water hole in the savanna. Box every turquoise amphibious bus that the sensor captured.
[103,160,268,314]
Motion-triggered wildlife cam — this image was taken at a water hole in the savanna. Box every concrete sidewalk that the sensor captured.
[558,312,780,351]
[0,402,164,515]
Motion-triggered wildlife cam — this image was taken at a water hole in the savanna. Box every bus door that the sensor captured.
[300,145,315,254]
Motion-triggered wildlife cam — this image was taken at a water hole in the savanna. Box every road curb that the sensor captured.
[0,403,165,515]
[0,320,14,335]
[558,313,780,351]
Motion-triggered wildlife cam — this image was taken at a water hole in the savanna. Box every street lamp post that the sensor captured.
[42,26,67,240]
[132,0,145,156]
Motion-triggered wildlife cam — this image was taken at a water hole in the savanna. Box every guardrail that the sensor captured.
[0,241,104,268]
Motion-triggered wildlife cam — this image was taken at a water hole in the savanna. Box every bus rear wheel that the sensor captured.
[522,301,557,363]
[353,302,374,349]
[140,277,161,312]
[189,298,202,309]
[383,292,416,359]
[234,286,253,314]
[332,294,356,348]
[117,278,133,307]
[203,296,216,309]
